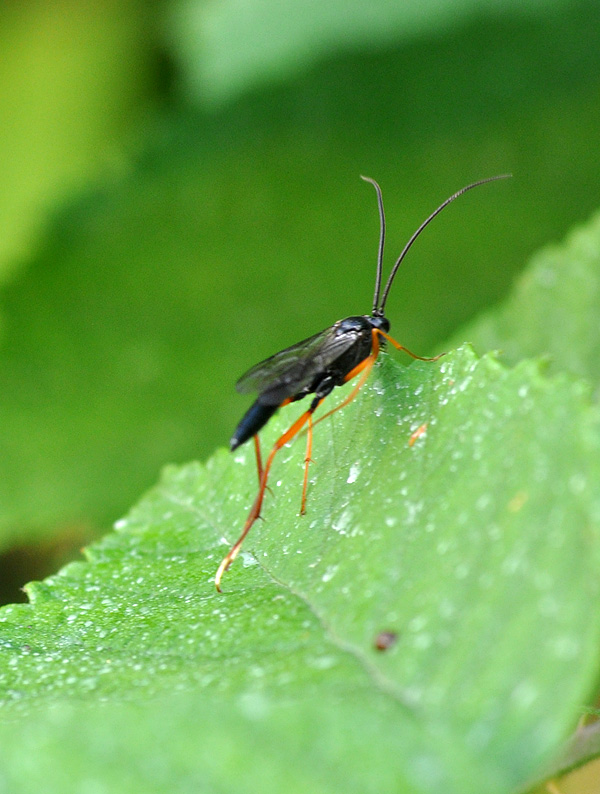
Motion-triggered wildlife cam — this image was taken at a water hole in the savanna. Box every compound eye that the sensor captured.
[369,315,390,333]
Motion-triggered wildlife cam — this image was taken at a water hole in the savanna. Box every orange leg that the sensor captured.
[254,425,277,497]
[409,422,428,446]
[301,412,314,515]
[215,401,323,591]
[378,329,445,362]
[253,434,263,483]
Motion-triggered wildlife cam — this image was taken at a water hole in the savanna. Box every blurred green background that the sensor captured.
[0,0,599,602]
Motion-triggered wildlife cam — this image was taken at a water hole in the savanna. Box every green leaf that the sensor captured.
[0,347,598,793]
[0,2,153,275]
[169,0,567,104]
[452,210,600,388]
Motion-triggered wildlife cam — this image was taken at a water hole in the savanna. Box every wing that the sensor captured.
[235,325,359,405]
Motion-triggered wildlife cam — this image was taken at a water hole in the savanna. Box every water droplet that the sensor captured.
[476,493,491,511]
[310,656,336,670]
[438,598,455,619]
[414,633,432,650]
[333,510,352,535]
[346,463,361,484]
[408,615,427,632]
[569,473,586,494]
[478,572,494,589]
[454,562,469,580]
[551,634,580,659]
[501,554,523,575]
[510,679,538,708]
[321,564,339,583]
[240,551,258,567]
[538,594,559,617]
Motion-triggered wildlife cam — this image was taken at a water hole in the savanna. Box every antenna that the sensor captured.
[373,173,511,315]
[360,176,386,314]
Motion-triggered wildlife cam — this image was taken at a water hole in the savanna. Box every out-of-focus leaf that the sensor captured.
[0,1,155,277]
[168,0,568,104]
[452,212,600,390]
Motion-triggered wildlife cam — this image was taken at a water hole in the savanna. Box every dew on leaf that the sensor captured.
[404,500,423,525]
[537,595,559,617]
[408,615,427,633]
[454,563,470,580]
[568,473,586,494]
[501,554,525,576]
[476,493,491,511]
[309,655,337,670]
[438,598,456,619]
[332,509,353,535]
[346,463,361,484]
[510,679,538,709]
[415,633,433,650]
[238,691,271,720]
[239,551,258,568]
[551,635,580,660]
[478,572,494,589]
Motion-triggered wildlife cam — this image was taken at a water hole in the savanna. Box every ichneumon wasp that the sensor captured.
[216,173,510,590]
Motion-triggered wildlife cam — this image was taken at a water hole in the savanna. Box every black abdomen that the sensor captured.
[230,400,279,450]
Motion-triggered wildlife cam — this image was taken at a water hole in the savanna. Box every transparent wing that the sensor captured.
[235,325,359,405]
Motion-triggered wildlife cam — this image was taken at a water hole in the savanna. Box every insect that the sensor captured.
[215,173,510,590]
